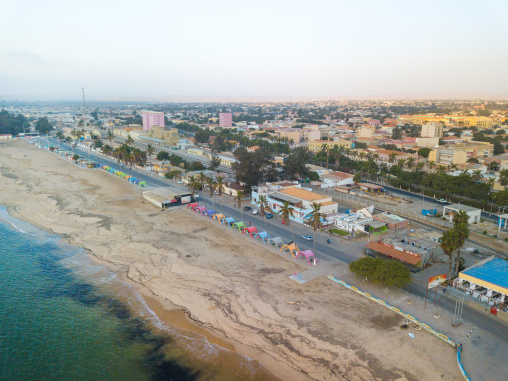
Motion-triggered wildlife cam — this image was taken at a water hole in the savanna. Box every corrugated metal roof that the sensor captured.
[462,258,508,291]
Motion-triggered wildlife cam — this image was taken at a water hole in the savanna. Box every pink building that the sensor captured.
[219,113,233,128]
[142,111,165,131]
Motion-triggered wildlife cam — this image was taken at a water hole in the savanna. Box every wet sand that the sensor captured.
[0,140,462,381]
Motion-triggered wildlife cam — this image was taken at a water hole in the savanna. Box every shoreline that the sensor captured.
[0,140,462,381]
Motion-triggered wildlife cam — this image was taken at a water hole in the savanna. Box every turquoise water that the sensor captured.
[0,210,274,381]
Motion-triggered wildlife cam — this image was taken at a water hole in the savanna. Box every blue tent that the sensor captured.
[254,231,271,244]
[205,209,215,218]
[223,217,235,227]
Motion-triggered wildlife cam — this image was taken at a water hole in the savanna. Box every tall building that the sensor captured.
[219,113,233,128]
[142,111,165,131]
[421,123,443,138]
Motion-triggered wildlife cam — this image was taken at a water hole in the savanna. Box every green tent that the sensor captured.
[232,222,245,231]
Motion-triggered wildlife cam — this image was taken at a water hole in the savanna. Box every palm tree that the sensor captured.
[258,195,268,227]
[145,144,155,170]
[197,172,206,208]
[102,144,113,156]
[206,177,217,209]
[440,229,460,281]
[388,153,397,163]
[236,190,245,222]
[436,166,446,175]
[216,177,225,214]
[486,178,495,191]
[449,163,458,172]
[280,201,296,243]
[397,158,406,168]
[308,202,326,254]
[499,169,508,186]
[407,157,415,168]
[452,211,470,276]
[471,170,483,182]
[187,176,199,196]
[107,130,114,142]
[427,160,435,172]
[126,134,134,146]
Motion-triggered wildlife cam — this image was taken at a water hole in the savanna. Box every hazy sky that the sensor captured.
[1,0,508,100]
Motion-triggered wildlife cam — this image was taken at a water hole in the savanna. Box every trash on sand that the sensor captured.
[408,333,415,339]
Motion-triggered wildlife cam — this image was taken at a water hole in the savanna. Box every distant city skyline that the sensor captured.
[1,0,507,101]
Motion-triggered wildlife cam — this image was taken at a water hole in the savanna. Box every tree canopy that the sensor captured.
[349,257,413,288]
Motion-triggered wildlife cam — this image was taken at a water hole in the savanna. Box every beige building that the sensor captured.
[415,137,439,148]
[421,123,444,138]
[147,126,179,146]
[307,139,352,153]
[428,148,468,166]
[356,126,373,138]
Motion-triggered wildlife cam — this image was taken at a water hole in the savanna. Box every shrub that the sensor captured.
[349,257,413,288]
[483,231,488,234]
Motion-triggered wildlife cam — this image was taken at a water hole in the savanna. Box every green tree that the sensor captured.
[308,202,326,254]
[125,134,134,146]
[452,211,470,276]
[216,177,226,214]
[371,260,413,288]
[36,117,53,134]
[209,155,221,171]
[283,147,311,180]
[72,154,80,163]
[499,170,508,186]
[417,147,431,158]
[107,130,115,142]
[440,229,460,281]
[353,173,362,184]
[187,176,200,196]
[195,129,211,144]
[493,142,505,156]
[157,151,170,161]
[164,169,181,180]
[279,201,296,243]
[392,127,402,140]
[349,257,384,280]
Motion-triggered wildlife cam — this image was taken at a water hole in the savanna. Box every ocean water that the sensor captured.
[0,209,276,381]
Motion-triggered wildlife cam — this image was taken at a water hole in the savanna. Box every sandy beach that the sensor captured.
[0,140,462,381]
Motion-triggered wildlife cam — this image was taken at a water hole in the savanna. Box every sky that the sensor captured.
[1,0,508,101]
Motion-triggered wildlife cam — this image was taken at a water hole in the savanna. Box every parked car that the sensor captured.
[243,206,252,211]
[302,235,313,241]
[266,213,274,219]
[252,209,259,215]
[437,199,448,204]
[213,191,219,195]
[177,181,184,184]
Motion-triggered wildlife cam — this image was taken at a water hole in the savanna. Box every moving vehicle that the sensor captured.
[437,199,448,204]
[252,209,258,215]
[302,235,313,241]
[243,206,252,211]
[266,213,274,219]
[177,181,184,184]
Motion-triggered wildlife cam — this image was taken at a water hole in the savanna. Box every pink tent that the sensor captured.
[242,226,258,238]
[196,206,206,213]
[296,250,316,266]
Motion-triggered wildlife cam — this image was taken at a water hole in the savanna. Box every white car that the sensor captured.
[252,209,259,215]
[177,181,184,184]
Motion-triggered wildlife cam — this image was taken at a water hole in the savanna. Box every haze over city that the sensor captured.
[1,0,508,100]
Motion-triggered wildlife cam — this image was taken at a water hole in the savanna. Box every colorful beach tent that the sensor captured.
[138,181,147,187]
[212,213,225,222]
[280,242,300,258]
[268,237,283,249]
[232,222,245,231]
[242,226,258,238]
[296,250,316,266]
[196,206,206,213]
[223,217,235,227]
[205,209,215,218]
[253,231,270,243]
[187,203,199,210]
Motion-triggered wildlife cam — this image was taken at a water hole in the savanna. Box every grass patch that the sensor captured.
[329,229,349,236]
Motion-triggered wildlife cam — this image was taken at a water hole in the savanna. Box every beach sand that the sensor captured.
[0,141,462,381]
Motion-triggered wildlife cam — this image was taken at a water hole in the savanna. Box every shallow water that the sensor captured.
[0,209,277,381]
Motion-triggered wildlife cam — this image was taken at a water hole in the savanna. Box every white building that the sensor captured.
[320,171,355,188]
[443,204,481,224]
